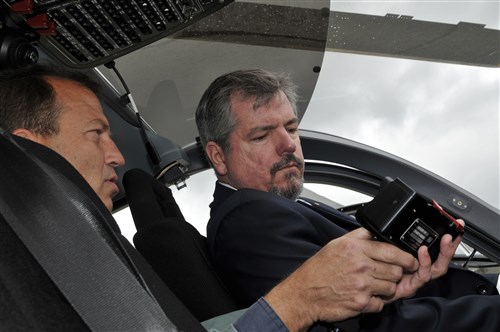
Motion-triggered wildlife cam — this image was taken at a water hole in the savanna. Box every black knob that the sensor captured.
[0,30,39,69]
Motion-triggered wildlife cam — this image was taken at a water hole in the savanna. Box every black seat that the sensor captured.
[0,134,206,331]
[123,168,239,322]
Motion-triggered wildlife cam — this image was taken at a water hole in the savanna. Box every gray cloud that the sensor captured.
[302,47,499,209]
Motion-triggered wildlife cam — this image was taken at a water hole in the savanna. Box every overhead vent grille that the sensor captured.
[5,0,233,68]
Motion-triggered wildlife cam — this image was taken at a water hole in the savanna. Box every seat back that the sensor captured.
[123,168,239,322]
[0,133,205,331]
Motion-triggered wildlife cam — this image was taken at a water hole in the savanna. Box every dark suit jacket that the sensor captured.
[207,181,500,331]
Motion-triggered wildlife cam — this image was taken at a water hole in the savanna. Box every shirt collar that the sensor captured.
[218,181,237,191]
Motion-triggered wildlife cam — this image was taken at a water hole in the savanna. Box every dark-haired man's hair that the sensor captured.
[0,64,101,135]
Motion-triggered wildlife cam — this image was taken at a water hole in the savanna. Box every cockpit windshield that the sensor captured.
[99,0,498,215]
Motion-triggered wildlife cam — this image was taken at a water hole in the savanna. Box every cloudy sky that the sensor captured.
[116,0,499,240]
[302,0,499,209]
[302,52,499,204]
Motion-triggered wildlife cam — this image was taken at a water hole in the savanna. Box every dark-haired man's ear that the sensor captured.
[205,141,227,176]
[12,128,45,145]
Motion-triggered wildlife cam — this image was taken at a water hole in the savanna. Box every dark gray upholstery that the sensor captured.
[123,168,239,322]
[0,135,205,331]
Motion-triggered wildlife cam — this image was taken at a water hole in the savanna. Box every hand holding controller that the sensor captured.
[356,178,464,262]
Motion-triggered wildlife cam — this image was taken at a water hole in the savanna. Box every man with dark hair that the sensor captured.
[194,68,499,331]
[0,65,120,211]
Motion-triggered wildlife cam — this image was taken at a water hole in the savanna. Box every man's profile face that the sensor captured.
[215,91,304,198]
[17,78,125,211]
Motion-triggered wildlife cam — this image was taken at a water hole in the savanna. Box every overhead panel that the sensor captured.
[3,0,234,68]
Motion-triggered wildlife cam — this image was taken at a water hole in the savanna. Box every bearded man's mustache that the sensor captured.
[270,154,304,176]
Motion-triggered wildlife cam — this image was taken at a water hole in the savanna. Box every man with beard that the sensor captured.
[191,69,499,331]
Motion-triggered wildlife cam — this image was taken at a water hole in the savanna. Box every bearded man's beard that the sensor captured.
[269,154,304,200]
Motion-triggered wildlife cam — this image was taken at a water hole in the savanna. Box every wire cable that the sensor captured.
[104,61,161,169]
